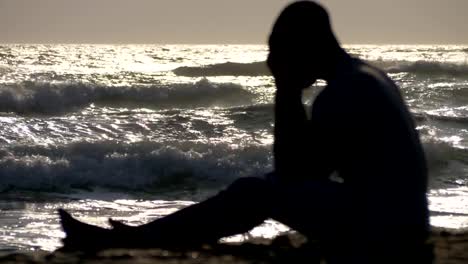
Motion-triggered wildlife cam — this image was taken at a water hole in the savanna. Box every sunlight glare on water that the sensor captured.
[429,187,468,229]
[1,44,468,252]
[0,194,289,252]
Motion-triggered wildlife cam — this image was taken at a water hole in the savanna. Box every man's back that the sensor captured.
[309,57,429,240]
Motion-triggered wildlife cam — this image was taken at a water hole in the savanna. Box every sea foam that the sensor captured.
[0,135,465,192]
[0,141,272,192]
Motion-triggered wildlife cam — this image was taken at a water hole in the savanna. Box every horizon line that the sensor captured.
[1,42,468,46]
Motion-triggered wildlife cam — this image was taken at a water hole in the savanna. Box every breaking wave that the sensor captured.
[0,78,255,114]
[0,133,465,192]
[372,60,468,77]
[0,141,272,192]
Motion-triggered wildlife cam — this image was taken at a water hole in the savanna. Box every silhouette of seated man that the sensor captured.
[59,1,431,262]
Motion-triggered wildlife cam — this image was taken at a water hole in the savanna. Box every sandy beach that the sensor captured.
[0,228,466,264]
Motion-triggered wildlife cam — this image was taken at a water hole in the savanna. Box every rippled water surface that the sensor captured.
[1,44,468,251]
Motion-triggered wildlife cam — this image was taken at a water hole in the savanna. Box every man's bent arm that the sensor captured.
[273,85,308,182]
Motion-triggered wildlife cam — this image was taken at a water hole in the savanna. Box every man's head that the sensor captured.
[267,1,342,87]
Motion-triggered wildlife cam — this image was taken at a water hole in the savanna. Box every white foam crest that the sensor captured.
[0,78,255,114]
[0,141,272,192]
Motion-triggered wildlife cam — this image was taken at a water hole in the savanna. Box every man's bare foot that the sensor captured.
[108,218,133,231]
[58,209,118,251]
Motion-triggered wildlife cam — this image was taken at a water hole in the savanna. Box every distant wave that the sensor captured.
[0,78,255,114]
[0,141,272,192]
[414,112,468,125]
[172,60,468,78]
[173,61,269,77]
[372,60,468,77]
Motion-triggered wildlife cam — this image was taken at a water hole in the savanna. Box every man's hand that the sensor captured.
[270,52,310,181]
[267,52,314,95]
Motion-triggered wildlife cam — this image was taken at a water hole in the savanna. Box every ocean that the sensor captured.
[0,44,467,252]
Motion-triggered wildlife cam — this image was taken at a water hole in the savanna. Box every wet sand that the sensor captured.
[0,228,467,263]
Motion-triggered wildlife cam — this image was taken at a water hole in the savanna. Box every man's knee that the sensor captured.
[228,177,268,193]
[224,177,270,204]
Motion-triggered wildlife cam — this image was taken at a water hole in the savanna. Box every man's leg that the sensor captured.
[130,177,272,247]
[60,177,273,250]
[61,176,350,251]
[269,179,349,243]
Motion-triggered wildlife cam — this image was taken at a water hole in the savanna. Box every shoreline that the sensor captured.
[0,228,467,264]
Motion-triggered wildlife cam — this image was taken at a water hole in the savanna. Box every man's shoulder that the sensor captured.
[329,58,397,101]
[323,58,403,112]
[348,59,392,88]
